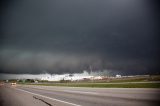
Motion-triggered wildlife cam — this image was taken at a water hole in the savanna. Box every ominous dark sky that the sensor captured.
[0,0,160,75]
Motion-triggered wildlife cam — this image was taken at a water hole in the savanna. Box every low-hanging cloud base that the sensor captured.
[0,0,160,75]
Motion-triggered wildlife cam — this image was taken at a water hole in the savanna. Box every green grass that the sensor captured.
[18,75,160,88]
[21,82,160,88]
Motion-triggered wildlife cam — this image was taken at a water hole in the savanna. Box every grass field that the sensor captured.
[22,82,160,88]
[18,75,160,88]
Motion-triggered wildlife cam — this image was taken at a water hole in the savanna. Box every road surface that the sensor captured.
[0,84,160,106]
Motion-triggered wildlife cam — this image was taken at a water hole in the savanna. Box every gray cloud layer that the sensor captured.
[0,0,159,75]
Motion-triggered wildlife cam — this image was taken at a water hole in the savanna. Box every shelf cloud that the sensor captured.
[0,0,159,75]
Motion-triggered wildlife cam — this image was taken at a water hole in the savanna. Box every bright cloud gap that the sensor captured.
[0,70,115,81]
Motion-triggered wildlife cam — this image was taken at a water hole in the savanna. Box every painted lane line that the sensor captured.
[15,88,81,106]
[62,90,99,95]
[24,86,100,95]
[26,88,99,96]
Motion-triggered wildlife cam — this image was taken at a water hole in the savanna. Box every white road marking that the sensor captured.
[62,90,99,95]
[22,86,100,95]
[24,86,100,95]
[15,88,82,106]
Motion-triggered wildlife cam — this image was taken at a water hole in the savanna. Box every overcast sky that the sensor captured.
[0,0,159,75]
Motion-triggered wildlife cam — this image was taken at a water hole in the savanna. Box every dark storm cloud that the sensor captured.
[0,0,159,75]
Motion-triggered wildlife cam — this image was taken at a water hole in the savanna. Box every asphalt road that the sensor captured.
[0,84,160,106]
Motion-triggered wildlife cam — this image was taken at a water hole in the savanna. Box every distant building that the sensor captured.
[93,76,103,80]
[34,80,38,83]
[116,75,121,78]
